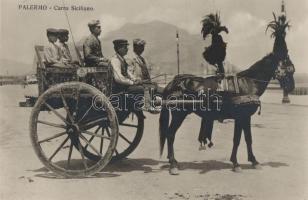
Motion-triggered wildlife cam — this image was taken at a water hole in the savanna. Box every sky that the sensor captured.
[1,0,308,73]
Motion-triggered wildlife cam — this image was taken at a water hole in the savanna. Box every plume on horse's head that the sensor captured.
[201,12,228,39]
[266,12,291,59]
[266,12,290,39]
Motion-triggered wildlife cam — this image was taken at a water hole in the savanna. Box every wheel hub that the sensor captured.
[66,124,80,136]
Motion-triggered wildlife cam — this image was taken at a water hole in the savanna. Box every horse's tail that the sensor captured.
[159,107,169,157]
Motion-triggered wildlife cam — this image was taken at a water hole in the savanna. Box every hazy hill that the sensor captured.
[2,20,307,84]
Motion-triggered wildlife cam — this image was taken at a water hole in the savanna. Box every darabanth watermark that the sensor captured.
[92,88,223,112]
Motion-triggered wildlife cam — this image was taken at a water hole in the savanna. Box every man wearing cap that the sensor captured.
[83,20,109,67]
[127,38,164,95]
[111,39,162,113]
[44,28,66,67]
[110,39,141,93]
[57,29,72,64]
[126,39,151,81]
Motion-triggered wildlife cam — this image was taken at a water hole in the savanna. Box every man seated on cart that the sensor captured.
[43,28,67,68]
[82,20,110,88]
[110,39,160,113]
[83,20,109,67]
[110,39,142,93]
[56,29,80,66]
[126,38,151,82]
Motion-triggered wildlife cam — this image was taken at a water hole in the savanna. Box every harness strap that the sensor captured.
[258,103,262,115]
[233,75,240,94]
[224,78,228,91]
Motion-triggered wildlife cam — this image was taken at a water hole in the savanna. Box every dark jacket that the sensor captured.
[83,34,104,66]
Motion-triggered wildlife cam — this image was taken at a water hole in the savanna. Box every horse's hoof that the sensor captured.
[253,163,262,170]
[199,145,206,151]
[169,167,179,175]
[232,166,242,173]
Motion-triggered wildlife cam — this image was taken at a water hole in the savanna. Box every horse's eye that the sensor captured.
[287,66,294,73]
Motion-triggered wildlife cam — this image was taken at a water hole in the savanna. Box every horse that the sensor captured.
[197,55,295,150]
[159,22,295,175]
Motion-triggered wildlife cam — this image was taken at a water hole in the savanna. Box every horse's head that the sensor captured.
[266,13,295,93]
[274,55,295,92]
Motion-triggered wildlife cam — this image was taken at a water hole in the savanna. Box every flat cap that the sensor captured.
[133,38,146,46]
[88,20,101,27]
[113,39,129,47]
[58,29,69,35]
[46,28,59,34]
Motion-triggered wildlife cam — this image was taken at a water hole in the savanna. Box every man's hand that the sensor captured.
[100,57,109,62]
[72,60,80,65]
[133,79,143,85]
[99,61,109,67]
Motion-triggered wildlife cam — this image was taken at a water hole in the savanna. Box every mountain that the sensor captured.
[3,20,307,83]
[104,21,209,75]
[76,20,210,75]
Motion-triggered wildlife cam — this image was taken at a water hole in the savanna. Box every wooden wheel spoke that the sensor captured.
[119,132,132,145]
[48,136,69,161]
[67,142,73,169]
[37,120,66,129]
[60,89,74,123]
[79,135,102,157]
[44,102,69,124]
[120,123,138,128]
[77,141,88,169]
[94,125,102,134]
[38,131,67,144]
[82,130,111,140]
[105,127,111,137]
[84,135,95,150]
[80,117,107,130]
[78,105,93,123]
[85,125,102,150]
[115,149,119,155]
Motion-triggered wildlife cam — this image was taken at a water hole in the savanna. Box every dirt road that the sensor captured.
[0,85,307,200]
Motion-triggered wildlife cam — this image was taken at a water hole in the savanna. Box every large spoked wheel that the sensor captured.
[79,111,144,162]
[30,82,118,178]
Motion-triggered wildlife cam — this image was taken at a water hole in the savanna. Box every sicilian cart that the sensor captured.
[28,45,148,178]
[27,45,224,178]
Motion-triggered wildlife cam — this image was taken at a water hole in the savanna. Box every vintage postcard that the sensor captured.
[1,0,307,199]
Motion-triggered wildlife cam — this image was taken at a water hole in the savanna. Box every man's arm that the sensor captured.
[62,45,73,62]
[111,58,134,86]
[83,39,101,64]
[44,46,61,64]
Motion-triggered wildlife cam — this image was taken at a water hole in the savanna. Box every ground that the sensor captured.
[0,85,307,200]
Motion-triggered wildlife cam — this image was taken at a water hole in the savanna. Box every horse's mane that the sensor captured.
[237,53,278,78]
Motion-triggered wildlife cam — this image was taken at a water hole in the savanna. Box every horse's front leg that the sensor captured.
[242,117,261,169]
[230,119,243,172]
[167,112,187,175]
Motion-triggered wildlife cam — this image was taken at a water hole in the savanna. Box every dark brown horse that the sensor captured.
[159,16,295,175]
[197,54,295,151]
[197,12,295,152]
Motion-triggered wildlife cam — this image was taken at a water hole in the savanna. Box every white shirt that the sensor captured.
[43,42,62,64]
[110,54,135,86]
